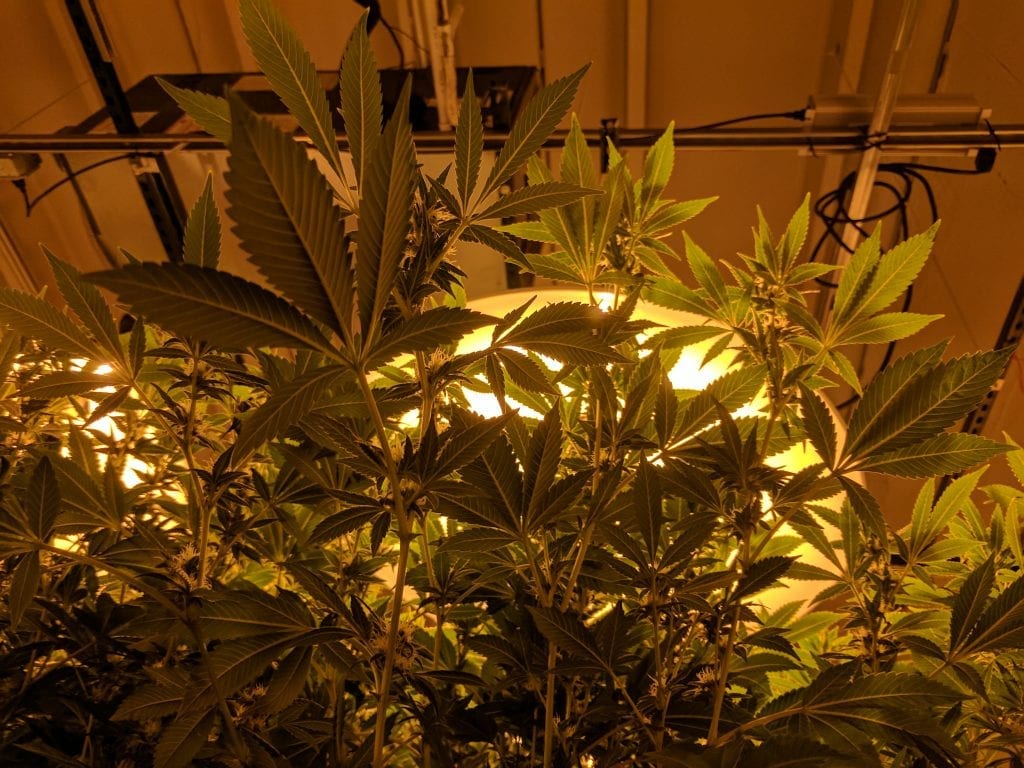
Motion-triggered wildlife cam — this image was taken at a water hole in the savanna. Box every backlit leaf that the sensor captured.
[339,11,380,186]
[182,172,221,268]
[455,70,482,208]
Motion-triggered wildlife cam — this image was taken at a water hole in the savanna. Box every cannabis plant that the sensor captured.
[2,1,1023,766]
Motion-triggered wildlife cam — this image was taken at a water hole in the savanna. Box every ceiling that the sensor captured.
[1,0,1022,521]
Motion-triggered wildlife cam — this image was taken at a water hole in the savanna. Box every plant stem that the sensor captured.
[542,641,558,768]
[372,532,412,768]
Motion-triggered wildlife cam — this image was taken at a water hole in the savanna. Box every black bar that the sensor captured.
[65,0,186,261]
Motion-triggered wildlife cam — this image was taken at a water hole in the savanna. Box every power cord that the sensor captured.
[811,147,998,408]
[15,154,136,217]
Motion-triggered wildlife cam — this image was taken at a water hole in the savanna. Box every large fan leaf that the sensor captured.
[154,707,217,768]
[239,0,344,178]
[952,571,1024,657]
[339,11,380,186]
[480,65,589,201]
[87,263,336,356]
[226,91,350,336]
[357,76,417,342]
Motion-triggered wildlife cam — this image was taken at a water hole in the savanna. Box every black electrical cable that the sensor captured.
[348,0,407,70]
[810,152,996,410]
[678,109,807,132]
[20,154,135,216]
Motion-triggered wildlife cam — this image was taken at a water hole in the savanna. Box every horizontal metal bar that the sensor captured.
[0,126,1020,154]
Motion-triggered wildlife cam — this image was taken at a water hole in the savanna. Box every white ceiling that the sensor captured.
[1,0,1021,519]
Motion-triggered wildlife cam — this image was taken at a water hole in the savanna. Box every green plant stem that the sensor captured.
[708,534,751,745]
[194,622,249,763]
[542,641,558,768]
[354,368,415,768]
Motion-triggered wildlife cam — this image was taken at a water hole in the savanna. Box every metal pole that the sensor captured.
[0,125,1019,154]
[838,0,920,257]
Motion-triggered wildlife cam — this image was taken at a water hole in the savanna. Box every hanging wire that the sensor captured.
[810,151,997,409]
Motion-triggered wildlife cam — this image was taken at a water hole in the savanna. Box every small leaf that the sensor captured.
[455,69,482,208]
[632,456,662,559]
[837,312,941,345]
[832,226,882,326]
[357,76,417,339]
[948,555,995,655]
[438,527,517,553]
[475,182,600,221]
[734,556,794,600]
[9,552,40,629]
[339,11,381,185]
[0,288,97,359]
[44,248,122,361]
[684,232,728,308]
[799,384,837,469]
[154,707,217,768]
[182,173,220,268]
[87,263,337,355]
[26,456,60,540]
[157,77,230,142]
[310,507,380,544]
[496,349,556,395]
[367,307,494,367]
[837,475,886,543]
[235,365,349,461]
[640,122,675,215]
[528,605,608,671]
[260,646,312,714]
[480,65,590,200]
[954,571,1024,657]
[855,433,1008,478]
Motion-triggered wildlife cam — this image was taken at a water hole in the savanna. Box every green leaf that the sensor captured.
[832,226,881,326]
[684,232,728,308]
[433,414,514,480]
[734,556,794,599]
[157,77,230,143]
[44,247,122,361]
[560,114,597,189]
[182,172,220,268]
[480,65,589,200]
[948,555,995,655]
[113,672,186,721]
[154,707,217,768]
[837,475,886,543]
[848,348,1012,460]
[9,552,40,629]
[953,571,1024,657]
[261,646,312,714]
[496,220,559,244]
[591,161,627,257]
[799,384,837,469]
[475,182,600,221]
[496,349,557,395]
[837,312,940,345]
[339,11,381,186]
[357,76,417,339]
[367,307,494,367]
[26,456,59,540]
[524,406,563,525]
[843,341,948,459]
[528,605,608,671]
[499,301,628,364]
[239,0,343,177]
[632,455,662,559]
[640,122,675,215]
[235,365,349,461]
[455,69,482,208]
[647,325,728,350]
[18,370,114,399]
[310,506,380,544]
[461,224,529,265]
[0,288,97,359]
[522,252,583,284]
[853,223,939,319]
[644,197,716,235]
[87,263,336,355]
[909,467,985,559]
[438,527,517,554]
[778,194,810,272]
[855,433,1008,478]
[643,277,713,316]
[226,90,350,335]
[674,364,767,439]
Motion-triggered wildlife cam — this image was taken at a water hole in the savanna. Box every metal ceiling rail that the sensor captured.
[0,126,1020,154]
